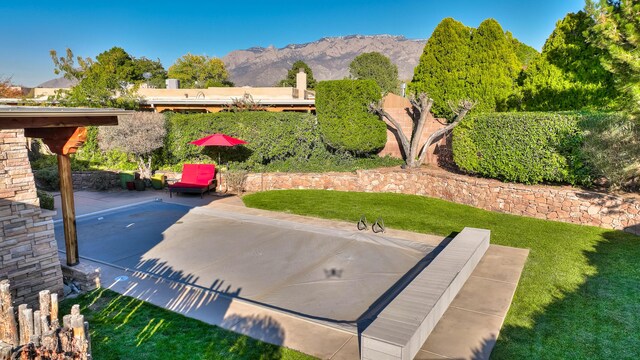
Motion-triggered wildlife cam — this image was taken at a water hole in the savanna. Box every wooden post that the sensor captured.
[57,153,78,266]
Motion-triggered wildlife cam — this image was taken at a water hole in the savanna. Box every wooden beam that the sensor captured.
[57,154,78,266]
[25,127,88,155]
[0,116,118,129]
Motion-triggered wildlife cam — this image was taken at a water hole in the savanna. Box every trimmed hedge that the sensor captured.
[315,79,386,154]
[164,112,325,169]
[453,112,590,185]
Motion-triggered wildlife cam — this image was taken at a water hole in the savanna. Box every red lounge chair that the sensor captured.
[169,164,216,198]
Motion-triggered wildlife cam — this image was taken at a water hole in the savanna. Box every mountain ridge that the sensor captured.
[223,34,427,87]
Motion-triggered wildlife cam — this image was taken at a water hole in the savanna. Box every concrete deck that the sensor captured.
[53,189,529,359]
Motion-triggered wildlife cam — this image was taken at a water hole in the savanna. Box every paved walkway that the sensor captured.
[55,189,529,360]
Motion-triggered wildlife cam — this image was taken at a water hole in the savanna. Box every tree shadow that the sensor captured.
[491,229,640,358]
[53,200,289,354]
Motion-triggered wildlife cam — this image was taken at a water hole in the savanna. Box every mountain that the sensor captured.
[37,77,78,88]
[222,35,427,87]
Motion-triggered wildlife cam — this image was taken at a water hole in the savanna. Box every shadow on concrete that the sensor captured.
[490,229,640,358]
[470,334,497,360]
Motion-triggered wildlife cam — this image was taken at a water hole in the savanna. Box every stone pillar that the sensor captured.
[0,129,63,305]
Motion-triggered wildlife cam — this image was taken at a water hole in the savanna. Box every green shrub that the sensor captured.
[452,112,590,185]
[37,190,54,210]
[165,111,326,169]
[315,80,386,154]
[579,113,640,189]
[34,166,60,190]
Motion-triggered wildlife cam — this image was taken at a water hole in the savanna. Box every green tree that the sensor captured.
[278,60,317,89]
[315,80,386,154]
[409,18,472,117]
[349,52,399,94]
[50,47,141,108]
[167,54,231,88]
[508,33,540,68]
[410,18,521,116]
[517,11,619,111]
[587,0,640,117]
[134,57,167,88]
[468,19,521,112]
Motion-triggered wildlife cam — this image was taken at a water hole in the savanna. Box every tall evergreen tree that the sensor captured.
[278,60,317,89]
[409,18,472,117]
[469,19,521,112]
[587,0,640,116]
[518,11,619,111]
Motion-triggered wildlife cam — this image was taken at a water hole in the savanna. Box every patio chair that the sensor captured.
[168,164,216,198]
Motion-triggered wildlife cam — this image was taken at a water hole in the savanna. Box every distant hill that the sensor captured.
[222,35,427,87]
[37,77,77,88]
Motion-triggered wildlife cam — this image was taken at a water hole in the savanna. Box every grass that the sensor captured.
[60,288,315,360]
[243,190,640,359]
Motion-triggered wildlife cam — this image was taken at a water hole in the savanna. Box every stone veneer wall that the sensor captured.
[244,168,640,235]
[0,130,63,305]
[71,171,119,190]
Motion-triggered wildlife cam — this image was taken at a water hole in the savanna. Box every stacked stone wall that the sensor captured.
[0,130,63,305]
[244,167,640,234]
[71,171,119,190]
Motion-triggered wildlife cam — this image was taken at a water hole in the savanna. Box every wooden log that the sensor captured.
[40,329,57,352]
[40,313,49,335]
[71,315,84,338]
[39,290,51,318]
[0,341,11,360]
[50,293,58,323]
[33,310,41,337]
[62,314,72,329]
[58,153,80,266]
[71,304,80,317]
[0,281,10,313]
[17,304,27,346]
[21,308,33,346]
[5,307,17,347]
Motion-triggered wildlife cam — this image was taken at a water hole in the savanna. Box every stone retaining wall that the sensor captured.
[71,171,120,190]
[244,168,640,234]
[0,130,63,306]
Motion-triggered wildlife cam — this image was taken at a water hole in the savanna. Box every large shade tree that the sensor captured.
[50,47,167,108]
[349,52,399,94]
[167,54,232,88]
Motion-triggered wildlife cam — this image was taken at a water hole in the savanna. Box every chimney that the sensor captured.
[296,68,307,98]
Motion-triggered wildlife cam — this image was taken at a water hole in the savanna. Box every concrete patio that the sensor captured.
[52,189,529,360]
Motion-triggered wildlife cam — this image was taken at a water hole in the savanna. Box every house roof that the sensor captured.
[0,106,130,129]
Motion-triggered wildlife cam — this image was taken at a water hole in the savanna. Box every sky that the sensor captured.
[1,0,585,87]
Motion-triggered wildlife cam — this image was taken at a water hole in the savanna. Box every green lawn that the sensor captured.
[60,289,314,360]
[243,190,640,359]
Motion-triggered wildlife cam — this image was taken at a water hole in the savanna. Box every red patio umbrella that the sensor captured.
[189,133,248,164]
[189,133,248,147]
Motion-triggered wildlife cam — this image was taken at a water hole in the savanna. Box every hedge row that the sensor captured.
[65,111,400,174]
[452,112,590,185]
[315,79,387,154]
[164,112,324,168]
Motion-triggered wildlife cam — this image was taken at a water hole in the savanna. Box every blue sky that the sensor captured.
[1,0,584,87]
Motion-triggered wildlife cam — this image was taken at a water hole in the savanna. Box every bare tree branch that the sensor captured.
[417,99,475,165]
[369,101,411,157]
